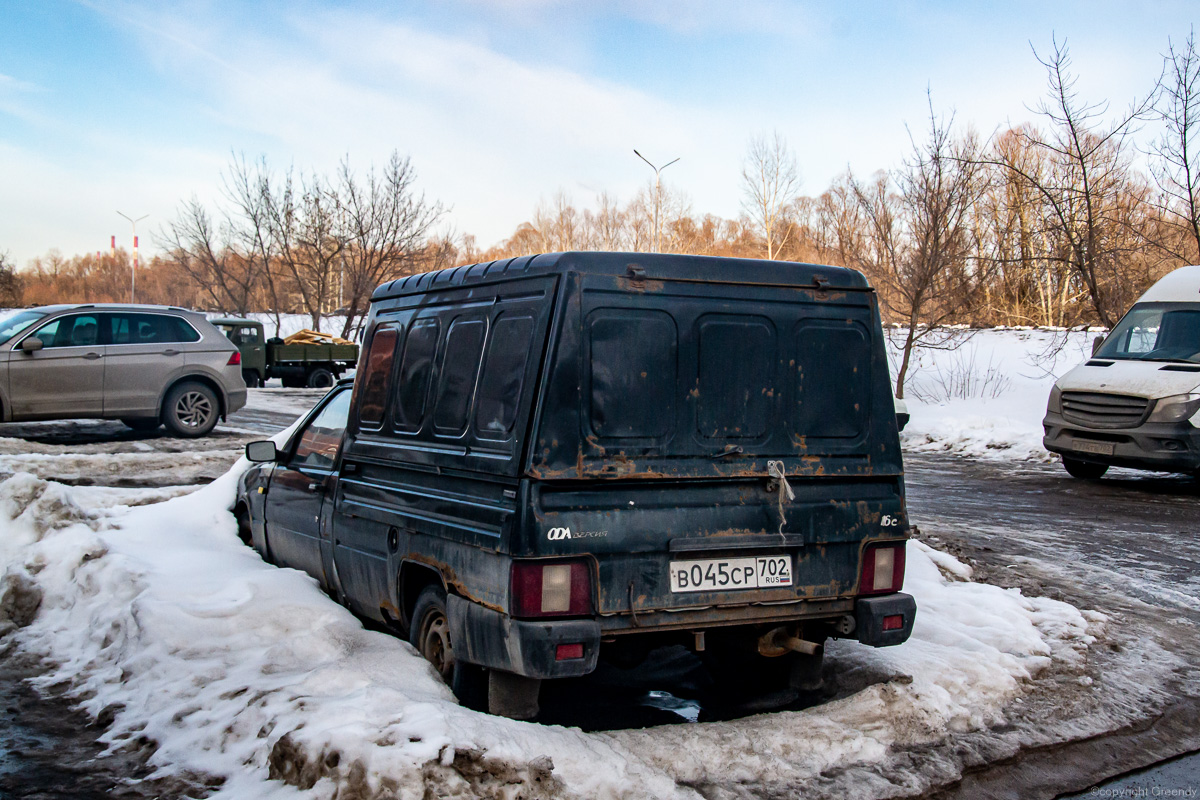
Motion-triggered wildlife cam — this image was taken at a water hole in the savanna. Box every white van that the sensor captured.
[1044,265,1200,478]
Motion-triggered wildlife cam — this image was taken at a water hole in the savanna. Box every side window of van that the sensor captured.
[433,318,487,435]
[394,318,440,432]
[794,321,870,439]
[475,315,535,439]
[358,326,402,428]
[588,309,677,439]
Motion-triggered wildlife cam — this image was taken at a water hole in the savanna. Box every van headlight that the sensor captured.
[1047,386,1063,414]
[1147,393,1200,423]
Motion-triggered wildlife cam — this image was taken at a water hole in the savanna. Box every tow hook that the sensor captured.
[757,625,822,657]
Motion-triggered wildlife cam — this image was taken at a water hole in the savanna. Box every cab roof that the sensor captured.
[371,251,870,301]
[1138,264,1200,303]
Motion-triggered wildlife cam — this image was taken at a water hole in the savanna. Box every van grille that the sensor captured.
[1061,392,1150,429]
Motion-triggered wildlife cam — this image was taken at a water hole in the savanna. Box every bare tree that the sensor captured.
[741,131,802,260]
[849,105,986,397]
[263,170,347,332]
[1148,29,1200,263]
[223,154,285,336]
[337,152,443,339]
[987,37,1156,326]
[0,251,22,306]
[159,198,259,316]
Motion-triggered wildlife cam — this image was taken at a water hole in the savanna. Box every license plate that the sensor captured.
[1072,439,1115,456]
[669,556,793,593]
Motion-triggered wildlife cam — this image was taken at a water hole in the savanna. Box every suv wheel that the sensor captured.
[163,381,219,438]
[1062,457,1108,480]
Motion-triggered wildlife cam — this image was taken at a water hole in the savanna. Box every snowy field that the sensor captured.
[896,327,1099,463]
[0,329,1124,799]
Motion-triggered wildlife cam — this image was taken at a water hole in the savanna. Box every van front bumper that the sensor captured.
[1043,412,1200,472]
[447,595,601,679]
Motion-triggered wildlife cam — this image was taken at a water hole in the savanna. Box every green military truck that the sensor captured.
[210,318,359,389]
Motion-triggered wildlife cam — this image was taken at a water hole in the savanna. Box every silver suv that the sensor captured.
[0,304,247,437]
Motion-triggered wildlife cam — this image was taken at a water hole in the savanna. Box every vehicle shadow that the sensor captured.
[0,421,245,447]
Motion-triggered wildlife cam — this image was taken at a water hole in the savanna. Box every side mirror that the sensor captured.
[20,338,43,353]
[1091,335,1106,356]
[245,440,279,462]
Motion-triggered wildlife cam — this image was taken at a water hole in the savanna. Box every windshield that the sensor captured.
[1096,302,1200,363]
[0,310,47,343]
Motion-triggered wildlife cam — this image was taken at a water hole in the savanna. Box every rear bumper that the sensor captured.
[447,594,601,679]
[226,386,248,415]
[1043,412,1200,472]
[854,592,916,647]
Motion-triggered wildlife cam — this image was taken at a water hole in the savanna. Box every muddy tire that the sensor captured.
[163,381,219,438]
[242,369,261,388]
[1063,457,1108,480]
[121,417,160,432]
[306,367,335,389]
[409,585,491,711]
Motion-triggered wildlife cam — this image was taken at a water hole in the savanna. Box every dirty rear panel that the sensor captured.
[514,257,905,628]
[527,268,901,480]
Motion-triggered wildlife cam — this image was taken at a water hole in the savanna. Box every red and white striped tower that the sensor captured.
[116,212,149,303]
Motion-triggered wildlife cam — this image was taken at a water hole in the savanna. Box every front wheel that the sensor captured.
[242,369,261,388]
[1063,457,1109,480]
[163,381,220,438]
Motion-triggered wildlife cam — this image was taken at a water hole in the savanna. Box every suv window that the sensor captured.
[293,390,352,469]
[108,313,201,345]
[29,314,100,348]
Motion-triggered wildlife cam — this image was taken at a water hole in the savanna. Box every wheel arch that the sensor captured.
[398,560,446,629]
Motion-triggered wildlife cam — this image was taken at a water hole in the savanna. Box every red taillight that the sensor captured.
[227,351,241,366]
[882,615,905,631]
[511,561,592,618]
[860,543,906,595]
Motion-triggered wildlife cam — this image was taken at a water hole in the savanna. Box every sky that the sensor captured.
[0,0,1191,267]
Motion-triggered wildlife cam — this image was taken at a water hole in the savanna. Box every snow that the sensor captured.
[896,328,1097,462]
[0,451,1101,799]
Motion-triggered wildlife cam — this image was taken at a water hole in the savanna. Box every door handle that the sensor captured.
[307,482,325,492]
[83,352,102,360]
[162,349,180,356]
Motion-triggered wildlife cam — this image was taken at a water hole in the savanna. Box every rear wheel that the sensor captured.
[306,367,335,389]
[163,381,219,438]
[409,585,491,712]
[1063,457,1109,480]
[241,369,261,388]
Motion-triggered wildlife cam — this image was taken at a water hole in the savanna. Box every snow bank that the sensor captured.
[897,329,1095,462]
[0,461,1100,798]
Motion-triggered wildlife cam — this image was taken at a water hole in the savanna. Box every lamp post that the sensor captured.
[633,150,679,253]
[117,211,149,303]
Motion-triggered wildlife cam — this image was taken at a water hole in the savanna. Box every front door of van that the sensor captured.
[265,388,351,584]
[8,313,105,419]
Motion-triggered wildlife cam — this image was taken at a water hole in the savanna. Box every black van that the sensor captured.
[237,251,916,719]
